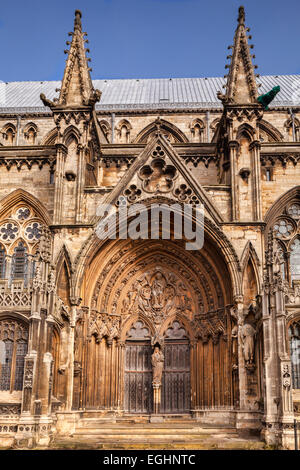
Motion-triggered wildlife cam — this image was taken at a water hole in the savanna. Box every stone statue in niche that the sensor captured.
[151,345,164,385]
[241,323,256,365]
[282,364,291,390]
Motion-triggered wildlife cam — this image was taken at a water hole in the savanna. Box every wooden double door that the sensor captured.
[124,339,190,414]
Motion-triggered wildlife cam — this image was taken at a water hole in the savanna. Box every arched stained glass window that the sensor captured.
[272,200,300,285]
[290,238,300,282]
[273,219,294,239]
[0,244,5,279]
[287,203,300,219]
[289,322,300,389]
[0,319,28,391]
[11,241,28,280]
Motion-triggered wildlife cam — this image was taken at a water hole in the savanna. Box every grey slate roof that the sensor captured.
[0,75,299,113]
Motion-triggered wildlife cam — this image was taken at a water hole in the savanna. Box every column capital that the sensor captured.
[228,140,240,149]
[70,296,82,307]
[249,139,261,151]
[29,311,41,321]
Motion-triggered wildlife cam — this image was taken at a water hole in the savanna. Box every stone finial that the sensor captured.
[40,9,101,109]
[74,10,82,31]
[218,5,259,105]
[238,6,245,25]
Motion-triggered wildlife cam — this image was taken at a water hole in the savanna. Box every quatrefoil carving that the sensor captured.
[174,184,200,206]
[139,158,177,193]
[174,184,192,201]
[124,184,142,203]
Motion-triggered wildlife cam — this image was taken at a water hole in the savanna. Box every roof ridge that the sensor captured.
[3,73,300,85]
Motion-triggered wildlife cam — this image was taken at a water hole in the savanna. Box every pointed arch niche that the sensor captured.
[134,119,188,144]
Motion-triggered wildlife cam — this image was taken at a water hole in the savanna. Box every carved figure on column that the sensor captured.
[231,324,238,371]
[151,345,164,385]
[241,323,256,365]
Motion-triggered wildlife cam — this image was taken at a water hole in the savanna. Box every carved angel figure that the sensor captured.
[151,346,164,385]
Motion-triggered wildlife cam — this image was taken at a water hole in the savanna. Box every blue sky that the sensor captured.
[1,0,300,82]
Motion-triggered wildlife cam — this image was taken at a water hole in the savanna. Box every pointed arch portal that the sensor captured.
[75,232,237,415]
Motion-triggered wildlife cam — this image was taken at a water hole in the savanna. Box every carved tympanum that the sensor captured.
[122,267,192,324]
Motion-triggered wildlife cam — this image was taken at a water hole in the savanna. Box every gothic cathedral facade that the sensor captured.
[0,7,299,448]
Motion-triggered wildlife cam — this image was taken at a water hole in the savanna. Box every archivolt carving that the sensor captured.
[91,240,226,316]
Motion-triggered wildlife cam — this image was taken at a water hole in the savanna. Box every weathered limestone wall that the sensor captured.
[0,166,54,216]
[261,162,300,218]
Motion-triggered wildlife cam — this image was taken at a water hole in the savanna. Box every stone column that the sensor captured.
[15,311,40,447]
[21,312,41,414]
[152,384,161,415]
[262,231,295,448]
[234,296,247,409]
[75,143,85,224]
[65,300,80,411]
[262,281,279,444]
[249,140,262,221]
[229,140,240,221]
[53,143,67,225]
[116,340,125,415]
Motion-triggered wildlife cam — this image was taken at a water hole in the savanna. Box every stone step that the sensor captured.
[74,427,238,435]
[72,430,239,440]
[74,433,237,443]
[51,436,265,450]
[77,416,194,424]
[76,421,236,430]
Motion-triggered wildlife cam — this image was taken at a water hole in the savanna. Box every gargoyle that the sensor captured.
[217,91,234,105]
[40,93,57,108]
[88,89,102,105]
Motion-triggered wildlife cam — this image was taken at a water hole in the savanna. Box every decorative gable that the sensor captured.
[100,134,223,225]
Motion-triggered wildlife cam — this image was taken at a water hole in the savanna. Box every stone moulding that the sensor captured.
[0,157,56,171]
[0,404,21,415]
[261,153,300,167]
